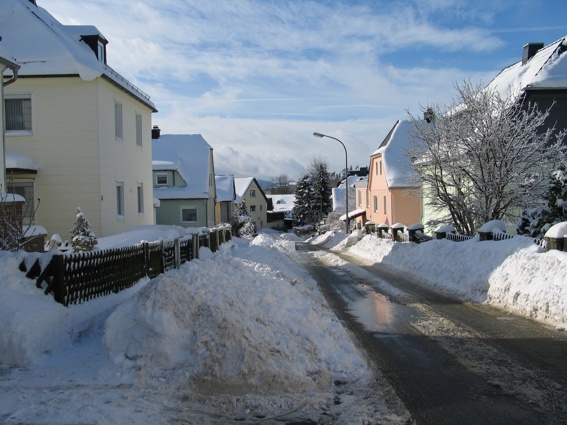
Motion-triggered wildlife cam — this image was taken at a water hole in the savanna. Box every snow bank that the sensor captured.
[104,241,366,394]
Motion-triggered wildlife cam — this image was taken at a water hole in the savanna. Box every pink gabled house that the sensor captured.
[365,120,420,229]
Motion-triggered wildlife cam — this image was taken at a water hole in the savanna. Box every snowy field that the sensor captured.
[1,226,566,424]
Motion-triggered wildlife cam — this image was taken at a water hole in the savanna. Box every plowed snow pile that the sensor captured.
[104,234,367,394]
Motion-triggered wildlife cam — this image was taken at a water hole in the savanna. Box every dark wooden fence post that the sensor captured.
[51,254,67,305]
[192,234,199,259]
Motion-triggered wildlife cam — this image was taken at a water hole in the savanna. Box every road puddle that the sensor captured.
[348,292,419,335]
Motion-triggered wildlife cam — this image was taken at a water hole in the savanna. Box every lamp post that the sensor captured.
[312,132,349,233]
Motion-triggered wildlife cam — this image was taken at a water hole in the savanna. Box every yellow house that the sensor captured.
[234,177,268,232]
[1,0,157,238]
[365,120,420,229]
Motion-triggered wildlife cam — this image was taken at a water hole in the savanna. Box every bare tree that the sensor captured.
[270,174,293,194]
[408,80,567,235]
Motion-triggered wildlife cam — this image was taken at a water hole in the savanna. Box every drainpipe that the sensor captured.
[2,61,20,192]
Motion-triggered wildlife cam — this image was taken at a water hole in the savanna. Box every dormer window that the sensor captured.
[80,33,108,64]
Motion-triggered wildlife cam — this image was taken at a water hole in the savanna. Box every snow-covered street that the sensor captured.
[1,227,566,424]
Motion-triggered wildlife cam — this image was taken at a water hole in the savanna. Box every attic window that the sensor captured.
[97,41,106,64]
[156,173,168,186]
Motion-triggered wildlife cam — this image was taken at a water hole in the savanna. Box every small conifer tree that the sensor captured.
[71,207,98,251]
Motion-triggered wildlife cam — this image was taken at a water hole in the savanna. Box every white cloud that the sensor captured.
[39,0,522,180]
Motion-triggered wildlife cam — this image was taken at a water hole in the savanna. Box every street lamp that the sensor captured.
[312,132,349,233]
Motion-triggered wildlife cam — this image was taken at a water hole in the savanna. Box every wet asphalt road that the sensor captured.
[297,242,567,425]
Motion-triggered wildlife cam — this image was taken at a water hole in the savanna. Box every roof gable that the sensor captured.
[0,0,156,111]
[234,177,267,203]
[372,120,420,189]
[487,36,567,101]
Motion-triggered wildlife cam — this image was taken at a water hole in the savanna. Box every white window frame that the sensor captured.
[155,173,168,186]
[250,189,256,198]
[116,182,124,217]
[5,94,33,136]
[137,183,144,214]
[135,113,143,147]
[114,101,123,140]
[180,205,198,223]
[97,41,106,64]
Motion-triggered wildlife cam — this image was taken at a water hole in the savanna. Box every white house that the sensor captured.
[152,134,216,228]
[1,0,157,238]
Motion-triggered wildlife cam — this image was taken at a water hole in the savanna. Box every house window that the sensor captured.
[383,196,387,214]
[115,102,123,139]
[379,161,383,175]
[366,190,369,208]
[260,205,263,211]
[181,206,197,223]
[250,189,256,197]
[135,113,142,146]
[375,162,378,175]
[357,190,361,206]
[250,205,256,212]
[373,196,378,213]
[155,173,168,186]
[137,183,144,214]
[116,182,124,216]
[5,96,32,134]
[7,181,35,223]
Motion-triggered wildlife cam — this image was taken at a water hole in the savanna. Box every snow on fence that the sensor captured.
[22,227,232,306]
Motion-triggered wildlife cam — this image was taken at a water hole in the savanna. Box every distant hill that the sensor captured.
[257,179,273,190]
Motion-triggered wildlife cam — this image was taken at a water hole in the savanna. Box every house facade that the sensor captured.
[153,134,216,228]
[366,120,421,229]
[234,177,268,232]
[2,0,157,238]
[215,175,235,224]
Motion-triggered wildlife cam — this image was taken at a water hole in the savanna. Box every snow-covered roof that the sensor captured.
[267,194,296,212]
[371,120,420,189]
[0,0,156,111]
[234,177,255,202]
[215,175,235,202]
[5,153,40,171]
[152,134,213,200]
[487,36,567,101]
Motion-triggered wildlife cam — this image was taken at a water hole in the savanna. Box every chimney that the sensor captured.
[522,42,544,65]
[151,125,161,140]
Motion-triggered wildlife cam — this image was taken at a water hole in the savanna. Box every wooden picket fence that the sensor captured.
[23,227,232,306]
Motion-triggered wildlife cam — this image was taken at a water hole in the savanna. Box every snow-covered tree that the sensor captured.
[230,199,256,237]
[270,174,293,194]
[70,207,98,251]
[517,163,567,237]
[293,158,333,226]
[308,158,333,222]
[293,173,315,225]
[409,80,567,235]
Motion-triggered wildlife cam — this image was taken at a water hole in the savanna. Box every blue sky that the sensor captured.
[42,0,567,181]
